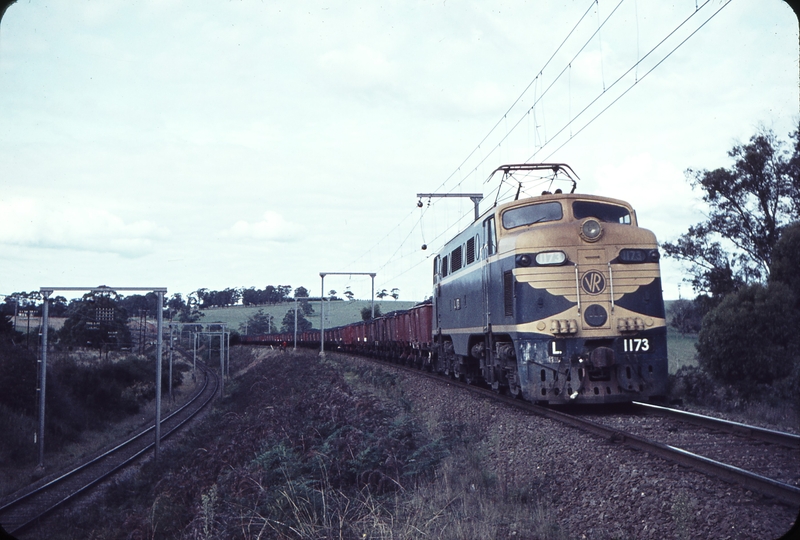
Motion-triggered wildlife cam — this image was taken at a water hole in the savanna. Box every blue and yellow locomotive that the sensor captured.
[431,163,668,404]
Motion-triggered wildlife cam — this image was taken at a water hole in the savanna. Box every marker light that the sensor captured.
[619,248,661,263]
[619,249,647,263]
[535,251,567,265]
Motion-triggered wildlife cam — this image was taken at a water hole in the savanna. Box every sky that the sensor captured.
[0,0,797,303]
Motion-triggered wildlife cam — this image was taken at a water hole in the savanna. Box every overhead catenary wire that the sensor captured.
[531,0,729,163]
[427,0,598,196]
[352,0,733,298]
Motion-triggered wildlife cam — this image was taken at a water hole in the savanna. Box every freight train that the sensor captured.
[242,164,668,405]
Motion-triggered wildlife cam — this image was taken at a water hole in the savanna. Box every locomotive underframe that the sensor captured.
[433,326,668,404]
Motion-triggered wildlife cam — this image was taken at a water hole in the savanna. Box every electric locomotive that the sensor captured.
[431,163,668,404]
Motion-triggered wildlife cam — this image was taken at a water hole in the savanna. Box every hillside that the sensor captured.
[199,299,419,333]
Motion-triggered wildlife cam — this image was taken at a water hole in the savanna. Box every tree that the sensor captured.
[343,287,355,301]
[696,282,799,392]
[667,299,705,335]
[176,300,204,323]
[376,289,389,299]
[281,309,312,333]
[119,292,160,318]
[293,286,315,315]
[361,304,382,321]
[694,220,800,398]
[166,293,186,320]
[390,288,400,300]
[58,292,132,350]
[294,286,309,298]
[769,221,800,307]
[0,312,15,342]
[662,125,800,297]
[239,309,276,335]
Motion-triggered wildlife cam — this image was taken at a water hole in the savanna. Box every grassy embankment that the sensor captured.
[46,347,570,539]
[0,349,197,499]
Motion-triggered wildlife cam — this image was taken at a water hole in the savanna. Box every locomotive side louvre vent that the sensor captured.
[466,237,476,264]
[451,246,463,272]
[442,255,449,277]
[503,270,514,316]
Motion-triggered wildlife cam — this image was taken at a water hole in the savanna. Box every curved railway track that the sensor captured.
[0,360,220,537]
[343,351,800,508]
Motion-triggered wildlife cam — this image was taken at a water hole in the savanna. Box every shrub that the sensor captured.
[667,298,705,335]
[0,403,36,463]
[696,282,800,396]
[0,344,38,415]
[770,221,800,307]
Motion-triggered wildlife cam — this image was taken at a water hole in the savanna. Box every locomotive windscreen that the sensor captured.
[502,201,563,229]
[572,201,631,224]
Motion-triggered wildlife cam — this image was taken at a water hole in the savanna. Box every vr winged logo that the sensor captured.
[581,270,606,295]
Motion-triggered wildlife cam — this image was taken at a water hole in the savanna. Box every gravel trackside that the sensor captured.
[349,354,800,539]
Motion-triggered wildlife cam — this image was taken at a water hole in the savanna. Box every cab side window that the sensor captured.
[484,217,496,256]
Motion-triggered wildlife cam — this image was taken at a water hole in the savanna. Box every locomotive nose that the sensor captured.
[588,346,615,368]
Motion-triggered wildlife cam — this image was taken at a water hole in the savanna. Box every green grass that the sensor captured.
[667,327,699,374]
[200,299,418,332]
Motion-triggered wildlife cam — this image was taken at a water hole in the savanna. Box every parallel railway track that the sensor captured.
[0,361,219,537]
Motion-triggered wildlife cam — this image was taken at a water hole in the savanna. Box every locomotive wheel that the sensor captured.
[507,372,521,398]
[442,340,456,378]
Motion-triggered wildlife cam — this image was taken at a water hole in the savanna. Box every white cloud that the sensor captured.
[0,198,168,257]
[221,211,299,242]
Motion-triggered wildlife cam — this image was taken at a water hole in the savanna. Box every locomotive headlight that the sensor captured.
[516,254,532,267]
[580,219,602,242]
[534,251,567,265]
[648,249,660,262]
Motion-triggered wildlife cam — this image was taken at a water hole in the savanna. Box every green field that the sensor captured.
[667,327,698,374]
[200,299,419,333]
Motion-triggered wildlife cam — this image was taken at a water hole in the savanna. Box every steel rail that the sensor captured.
[1,360,219,536]
[336,352,800,507]
[632,401,800,449]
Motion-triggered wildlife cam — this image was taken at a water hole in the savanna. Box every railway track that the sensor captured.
[0,360,220,537]
[351,353,800,507]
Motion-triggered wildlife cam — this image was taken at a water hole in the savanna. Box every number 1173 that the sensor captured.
[623,338,649,352]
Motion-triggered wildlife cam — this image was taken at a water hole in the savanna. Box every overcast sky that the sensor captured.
[0,0,797,303]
